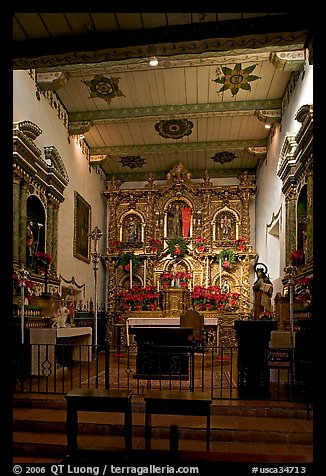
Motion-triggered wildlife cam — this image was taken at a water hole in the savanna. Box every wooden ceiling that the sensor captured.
[13,13,312,182]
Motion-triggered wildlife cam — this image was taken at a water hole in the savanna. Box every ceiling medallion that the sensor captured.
[212,63,260,97]
[211,151,237,165]
[155,119,193,139]
[83,75,124,104]
[120,156,146,169]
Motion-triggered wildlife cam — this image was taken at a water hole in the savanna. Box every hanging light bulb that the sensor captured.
[149,56,158,67]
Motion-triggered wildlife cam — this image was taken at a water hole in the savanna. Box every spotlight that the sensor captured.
[149,56,158,67]
[264,124,271,129]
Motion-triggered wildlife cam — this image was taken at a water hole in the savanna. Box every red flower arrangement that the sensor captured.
[117,286,159,312]
[234,238,248,251]
[149,238,162,253]
[109,240,122,253]
[160,271,191,288]
[35,251,54,264]
[290,249,305,266]
[34,251,54,274]
[160,272,174,287]
[191,285,239,312]
[195,236,208,252]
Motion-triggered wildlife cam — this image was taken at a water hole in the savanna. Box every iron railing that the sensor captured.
[12,341,307,402]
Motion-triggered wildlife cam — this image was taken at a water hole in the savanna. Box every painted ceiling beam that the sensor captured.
[69,99,282,125]
[90,138,267,156]
[13,14,310,70]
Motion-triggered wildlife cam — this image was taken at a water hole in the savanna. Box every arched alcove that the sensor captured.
[26,195,46,259]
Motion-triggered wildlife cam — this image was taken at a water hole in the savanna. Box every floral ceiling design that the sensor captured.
[83,75,124,103]
[155,119,194,139]
[211,151,237,165]
[120,156,146,169]
[212,63,260,97]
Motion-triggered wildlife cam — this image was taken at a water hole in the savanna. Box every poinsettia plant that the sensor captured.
[117,286,159,312]
[191,285,239,312]
[290,249,305,266]
[160,272,174,287]
[194,236,208,252]
[149,238,162,253]
[234,238,248,251]
[109,240,122,253]
[35,251,54,274]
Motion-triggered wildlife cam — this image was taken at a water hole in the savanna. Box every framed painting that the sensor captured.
[73,191,91,263]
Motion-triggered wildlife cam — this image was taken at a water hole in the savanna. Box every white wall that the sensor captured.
[255,59,313,297]
[13,71,108,309]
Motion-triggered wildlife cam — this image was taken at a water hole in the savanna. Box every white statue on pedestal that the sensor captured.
[51,300,69,328]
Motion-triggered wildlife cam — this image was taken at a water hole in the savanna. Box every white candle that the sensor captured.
[129,259,132,289]
[143,259,147,287]
[219,257,222,288]
[157,278,160,292]
[205,257,209,289]
[240,265,243,286]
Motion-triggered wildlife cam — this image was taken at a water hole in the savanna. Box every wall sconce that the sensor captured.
[149,56,158,67]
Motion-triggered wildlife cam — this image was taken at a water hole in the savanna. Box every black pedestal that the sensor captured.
[129,327,193,379]
[234,320,278,399]
[294,319,313,397]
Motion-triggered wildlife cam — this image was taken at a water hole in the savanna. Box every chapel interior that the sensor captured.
[11,12,314,468]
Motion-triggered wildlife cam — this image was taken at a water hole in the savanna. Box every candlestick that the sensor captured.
[205,257,209,289]
[143,259,147,287]
[129,259,133,289]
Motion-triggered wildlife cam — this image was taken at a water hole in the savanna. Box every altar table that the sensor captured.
[29,327,92,376]
[126,317,218,346]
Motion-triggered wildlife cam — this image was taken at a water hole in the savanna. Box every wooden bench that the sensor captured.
[65,388,133,456]
[144,390,212,451]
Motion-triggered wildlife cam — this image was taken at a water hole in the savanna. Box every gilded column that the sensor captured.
[145,192,155,242]
[19,180,28,264]
[201,190,211,242]
[13,173,21,264]
[52,203,59,271]
[306,161,313,263]
[239,189,251,241]
[238,172,256,241]
[46,199,54,258]
[285,186,297,263]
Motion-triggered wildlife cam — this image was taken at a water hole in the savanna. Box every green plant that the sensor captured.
[216,249,236,269]
[168,237,188,257]
[119,252,140,271]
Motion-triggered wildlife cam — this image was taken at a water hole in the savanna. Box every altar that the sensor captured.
[129,326,193,379]
[126,317,219,346]
[29,327,92,376]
